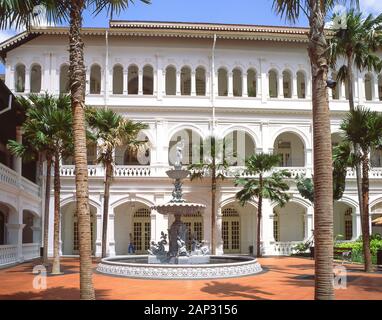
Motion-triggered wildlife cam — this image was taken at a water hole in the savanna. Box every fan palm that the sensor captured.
[235,153,291,257]
[0,0,151,299]
[335,106,382,271]
[272,0,359,300]
[188,135,230,255]
[7,93,73,274]
[329,10,382,270]
[87,108,148,258]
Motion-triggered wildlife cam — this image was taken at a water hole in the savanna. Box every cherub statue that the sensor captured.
[174,139,185,168]
[177,236,188,256]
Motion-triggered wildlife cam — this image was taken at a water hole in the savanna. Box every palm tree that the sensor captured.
[87,108,148,258]
[329,10,382,266]
[188,136,230,255]
[235,153,291,257]
[272,0,359,300]
[335,106,382,271]
[0,0,151,299]
[8,93,73,274]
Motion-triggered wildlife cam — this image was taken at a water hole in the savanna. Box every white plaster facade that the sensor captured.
[1,21,382,261]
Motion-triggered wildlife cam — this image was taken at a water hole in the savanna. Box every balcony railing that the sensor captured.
[22,243,40,261]
[0,245,18,266]
[0,163,41,198]
[59,164,382,180]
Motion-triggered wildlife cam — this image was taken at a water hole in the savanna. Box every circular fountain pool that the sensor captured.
[96,255,262,280]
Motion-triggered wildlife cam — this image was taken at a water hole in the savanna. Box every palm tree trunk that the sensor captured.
[347,52,364,242]
[101,162,112,258]
[211,158,216,255]
[361,154,373,272]
[69,0,95,300]
[257,175,263,258]
[42,155,52,265]
[307,1,334,300]
[51,154,61,274]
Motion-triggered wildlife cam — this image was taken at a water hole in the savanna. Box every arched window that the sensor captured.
[218,68,228,96]
[247,69,257,97]
[332,71,340,99]
[283,70,292,98]
[233,68,242,97]
[15,64,25,92]
[297,71,306,99]
[195,67,206,96]
[143,65,154,95]
[30,64,42,93]
[165,66,176,95]
[128,65,138,95]
[365,73,373,101]
[269,69,278,98]
[60,64,70,94]
[90,64,101,94]
[112,65,123,94]
[181,66,191,96]
[0,211,5,245]
[378,75,382,101]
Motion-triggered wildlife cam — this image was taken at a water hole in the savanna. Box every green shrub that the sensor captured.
[336,238,382,264]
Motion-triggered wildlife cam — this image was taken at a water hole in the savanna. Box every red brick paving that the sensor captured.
[0,257,381,300]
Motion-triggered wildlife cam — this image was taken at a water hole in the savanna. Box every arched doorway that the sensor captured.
[273,132,305,167]
[273,202,307,242]
[132,207,151,254]
[182,212,203,251]
[222,207,241,253]
[114,202,151,255]
[22,211,34,244]
[333,202,354,240]
[61,202,97,255]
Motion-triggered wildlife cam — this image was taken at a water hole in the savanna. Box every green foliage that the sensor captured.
[336,238,382,264]
[235,153,291,207]
[86,107,148,168]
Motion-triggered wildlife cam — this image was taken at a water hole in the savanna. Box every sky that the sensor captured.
[0,0,381,73]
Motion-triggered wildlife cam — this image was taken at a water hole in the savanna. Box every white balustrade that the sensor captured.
[22,243,40,261]
[0,163,41,198]
[272,241,302,256]
[114,166,152,177]
[0,245,18,266]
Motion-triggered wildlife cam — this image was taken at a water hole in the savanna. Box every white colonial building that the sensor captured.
[1,21,382,265]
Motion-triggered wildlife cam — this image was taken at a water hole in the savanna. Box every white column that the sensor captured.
[123,69,128,95]
[261,199,274,256]
[6,62,14,90]
[306,71,312,100]
[85,68,90,95]
[176,70,181,95]
[305,148,313,178]
[191,71,196,96]
[100,68,105,96]
[108,213,116,256]
[150,212,157,242]
[13,126,22,175]
[358,74,365,104]
[95,211,102,257]
[341,81,346,100]
[228,71,233,97]
[243,72,248,97]
[25,67,31,93]
[351,211,359,241]
[374,77,379,101]
[215,207,223,255]
[292,73,298,99]
[305,206,314,241]
[138,69,143,95]
[278,74,283,99]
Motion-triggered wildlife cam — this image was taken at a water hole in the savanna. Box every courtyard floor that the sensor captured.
[0,257,381,300]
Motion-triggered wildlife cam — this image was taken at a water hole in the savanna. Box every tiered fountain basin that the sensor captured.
[96,255,262,280]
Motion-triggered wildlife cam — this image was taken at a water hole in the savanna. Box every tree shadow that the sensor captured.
[200,281,273,300]
[3,260,80,276]
[0,286,109,300]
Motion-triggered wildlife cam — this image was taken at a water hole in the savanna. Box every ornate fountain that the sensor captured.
[97,141,262,279]
[149,141,209,264]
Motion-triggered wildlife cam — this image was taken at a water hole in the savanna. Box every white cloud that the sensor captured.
[360,0,382,14]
